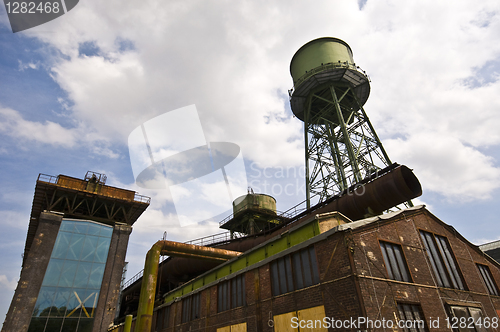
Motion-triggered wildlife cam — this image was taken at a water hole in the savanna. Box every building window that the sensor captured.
[447,306,489,332]
[28,219,113,332]
[270,246,320,296]
[396,303,428,332]
[477,264,499,296]
[420,231,465,290]
[181,293,201,323]
[218,274,245,312]
[155,305,170,331]
[380,241,412,282]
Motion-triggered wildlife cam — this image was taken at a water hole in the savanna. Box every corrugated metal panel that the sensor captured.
[297,305,328,332]
[273,312,298,332]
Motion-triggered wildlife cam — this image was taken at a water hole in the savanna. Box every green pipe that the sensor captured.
[124,315,133,332]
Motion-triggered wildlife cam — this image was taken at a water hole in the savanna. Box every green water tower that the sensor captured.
[289,37,393,208]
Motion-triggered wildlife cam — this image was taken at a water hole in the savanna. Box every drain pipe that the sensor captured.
[134,240,242,332]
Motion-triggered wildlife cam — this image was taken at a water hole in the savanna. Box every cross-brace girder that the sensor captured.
[303,84,393,207]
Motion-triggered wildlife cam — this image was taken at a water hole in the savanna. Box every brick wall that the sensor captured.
[150,208,500,332]
[351,208,500,331]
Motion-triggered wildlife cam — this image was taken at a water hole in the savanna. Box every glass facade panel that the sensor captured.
[88,264,105,289]
[28,219,113,332]
[59,220,76,232]
[52,232,72,259]
[73,262,93,288]
[42,260,64,287]
[33,286,57,317]
[58,260,79,287]
[100,226,113,239]
[80,236,98,262]
[94,237,111,263]
[50,289,71,317]
[66,233,85,261]
[87,223,101,236]
[74,223,89,234]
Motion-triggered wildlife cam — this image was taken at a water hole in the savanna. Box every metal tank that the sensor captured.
[289,37,397,207]
[221,193,279,236]
[289,37,370,122]
[233,193,277,215]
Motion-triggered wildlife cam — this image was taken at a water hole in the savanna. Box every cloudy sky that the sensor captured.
[1,0,500,324]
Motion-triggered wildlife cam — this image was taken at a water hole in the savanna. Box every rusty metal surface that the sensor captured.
[159,240,242,260]
[313,165,422,221]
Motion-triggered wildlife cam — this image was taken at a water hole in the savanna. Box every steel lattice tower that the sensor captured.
[289,37,394,208]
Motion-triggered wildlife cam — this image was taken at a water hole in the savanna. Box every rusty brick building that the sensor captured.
[112,205,500,332]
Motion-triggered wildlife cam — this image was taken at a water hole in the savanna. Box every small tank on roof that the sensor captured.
[233,193,277,217]
[220,192,283,236]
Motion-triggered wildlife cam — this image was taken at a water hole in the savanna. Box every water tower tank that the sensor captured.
[233,193,277,216]
[289,37,370,122]
[219,193,281,236]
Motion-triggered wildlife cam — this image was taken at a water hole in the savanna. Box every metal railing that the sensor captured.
[288,61,370,97]
[184,231,238,246]
[37,173,151,204]
[121,199,313,291]
[122,255,168,289]
[218,199,309,228]
[133,193,151,204]
[120,231,238,290]
[38,173,58,184]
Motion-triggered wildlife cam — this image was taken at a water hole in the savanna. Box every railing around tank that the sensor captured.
[218,199,308,228]
[288,61,370,97]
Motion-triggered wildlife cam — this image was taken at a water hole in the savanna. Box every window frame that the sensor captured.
[396,302,428,332]
[270,246,320,297]
[217,274,246,312]
[379,240,413,283]
[154,305,170,331]
[446,305,488,332]
[476,263,499,296]
[181,292,201,323]
[419,230,466,290]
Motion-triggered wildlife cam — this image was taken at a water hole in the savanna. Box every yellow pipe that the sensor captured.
[134,240,241,332]
[124,315,133,332]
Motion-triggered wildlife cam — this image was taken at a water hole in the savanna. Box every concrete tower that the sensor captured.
[2,172,150,332]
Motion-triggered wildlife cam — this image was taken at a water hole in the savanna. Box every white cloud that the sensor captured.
[18,61,39,71]
[0,107,78,148]
[14,0,500,202]
[0,210,30,230]
[385,132,500,201]
[0,275,17,291]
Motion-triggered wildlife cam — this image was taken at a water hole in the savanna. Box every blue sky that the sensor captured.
[1,0,500,325]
